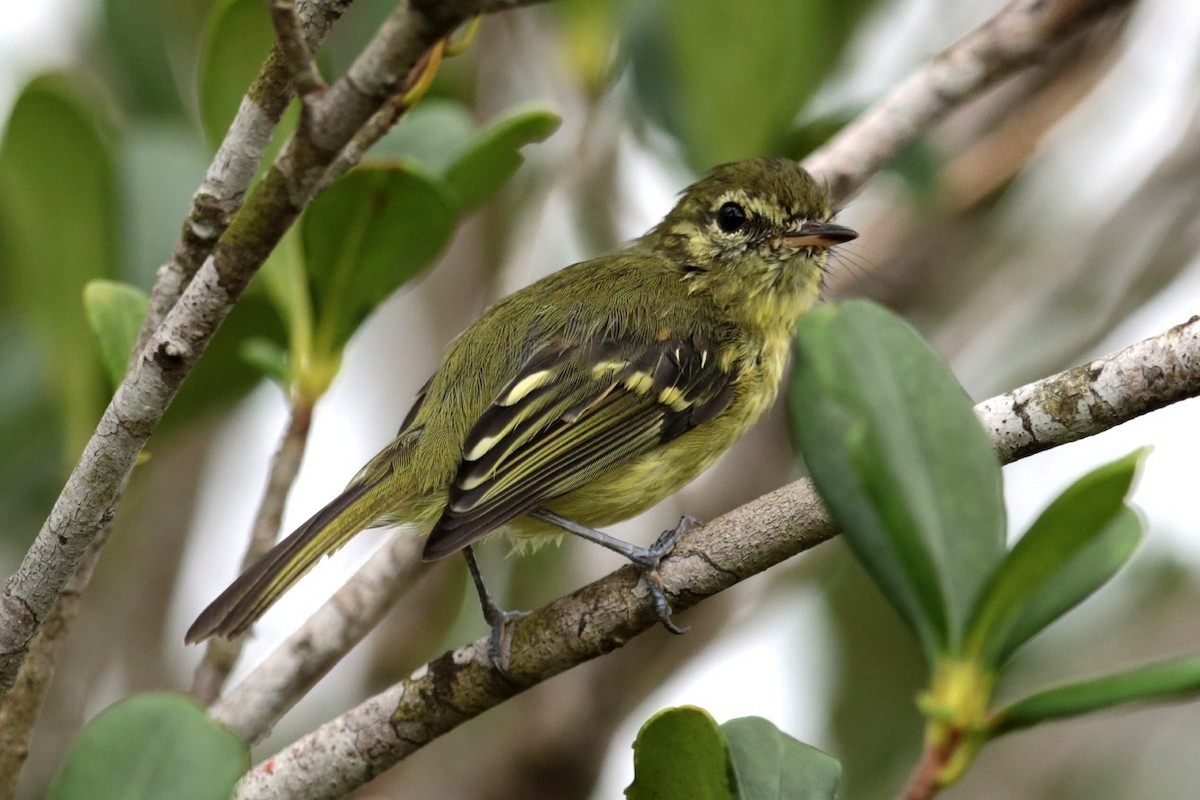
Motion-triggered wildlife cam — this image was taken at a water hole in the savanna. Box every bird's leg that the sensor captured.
[530,509,701,634]
[462,545,528,675]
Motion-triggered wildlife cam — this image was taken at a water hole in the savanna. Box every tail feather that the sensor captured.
[185,477,392,643]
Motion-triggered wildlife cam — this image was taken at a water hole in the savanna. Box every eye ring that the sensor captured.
[715,201,747,233]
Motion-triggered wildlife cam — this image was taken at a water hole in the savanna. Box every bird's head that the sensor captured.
[643,158,856,312]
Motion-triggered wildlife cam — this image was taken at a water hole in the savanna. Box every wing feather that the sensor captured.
[422,331,738,560]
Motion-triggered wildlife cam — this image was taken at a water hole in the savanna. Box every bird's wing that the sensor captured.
[422,331,737,559]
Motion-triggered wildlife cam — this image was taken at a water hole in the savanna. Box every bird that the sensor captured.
[185,157,857,664]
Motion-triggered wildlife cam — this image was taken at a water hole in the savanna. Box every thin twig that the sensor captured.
[0,0,554,703]
[136,0,355,356]
[191,402,315,704]
[230,314,1200,799]
[268,0,328,99]
[208,533,426,742]
[0,523,112,796]
[898,735,958,800]
[804,0,1134,208]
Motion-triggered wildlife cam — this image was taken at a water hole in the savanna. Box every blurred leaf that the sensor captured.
[304,164,458,358]
[444,109,561,213]
[635,0,877,167]
[966,451,1146,665]
[557,0,627,94]
[0,73,120,461]
[101,0,182,115]
[993,652,1200,736]
[259,227,312,359]
[240,337,290,386]
[374,102,560,212]
[782,112,856,163]
[0,322,62,548]
[198,0,275,148]
[373,100,478,174]
[626,706,733,800]
[820,549,924,799]
[47,693,249,800]
[886,140,944,210]
[723,716,841,800]
[789,300,1005,658]
[118,120,211,287]
[83,280,149,390]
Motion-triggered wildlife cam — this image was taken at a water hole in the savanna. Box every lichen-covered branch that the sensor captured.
[804,0,1134,208]
[0,0,554,702]
[231,315,1200,800]
[137,0,355,354]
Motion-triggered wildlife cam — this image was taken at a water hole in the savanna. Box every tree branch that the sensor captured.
[230,315,1200,799]
[805,0,1134,208]
[0,0,554,702]
[269,0,328,100]
[137,0,355,355]
[192,402,315,704]
[208,533,425,743]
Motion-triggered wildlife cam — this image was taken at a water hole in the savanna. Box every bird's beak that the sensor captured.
[776,221,858,249]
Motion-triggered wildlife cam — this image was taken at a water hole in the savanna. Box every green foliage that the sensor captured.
[790,300,1006,659]
[0,73,121,461]
[965,455,1146,665]
[443,109,562,212]
[304,165,459,358]
[253,105,559,399]
[627,706,733,800]
[47,693,249,800]
[630,0,878,168]
[626,707,841,800]
[722,717,842,800]
[788,300,1197,791]
[83,280,149,390]
[198,0,276,148]
[993,652,1200,735]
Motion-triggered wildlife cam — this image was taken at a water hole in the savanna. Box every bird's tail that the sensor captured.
[185,474,398,644]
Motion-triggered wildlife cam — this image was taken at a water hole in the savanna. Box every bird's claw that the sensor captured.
[483,607,530,679]
[636,515,702,635]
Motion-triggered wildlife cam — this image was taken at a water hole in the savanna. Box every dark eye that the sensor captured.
[716,202,747,233]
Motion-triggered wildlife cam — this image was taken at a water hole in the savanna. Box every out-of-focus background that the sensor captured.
[2,0,1199,797]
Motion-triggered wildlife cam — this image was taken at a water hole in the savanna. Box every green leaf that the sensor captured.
[48,692,249,800]
[259,227,312,360]
[443,109,561,213]
[639,0,877,168]
[992,652,1200,736]
[372,100,478,175]
[83,281,149,390]
[626,706,734,800]
[240,337,290,386]
[965,451,1146,665]
[118,121,211,287]
[304,164,458,358]
[723,717,841,800]
[789,300,1006,658]
[0,73,120,461]
[198,0,275,149]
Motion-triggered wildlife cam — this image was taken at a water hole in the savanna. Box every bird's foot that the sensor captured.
[629,515,702,635]
[482,605,530,678]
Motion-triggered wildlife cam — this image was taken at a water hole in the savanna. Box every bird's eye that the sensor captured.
[715,202,747,233]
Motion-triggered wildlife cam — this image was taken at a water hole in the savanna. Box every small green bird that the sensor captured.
[186,157,856,660]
